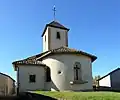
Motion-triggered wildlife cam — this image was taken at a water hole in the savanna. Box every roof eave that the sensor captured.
[12,62,46,66]
[41,24,70,37]
[37,52,97,63]
[12,63,18,71]
[48,25,70,31]
[41,25,47,37]
[36,51,51,60]
[91,56,97,62]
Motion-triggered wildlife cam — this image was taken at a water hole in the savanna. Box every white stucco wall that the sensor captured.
[43,27,49,52]
[0,74,15,95]
[50,27,68,50]
[99,75,111,87]
[18,65,45,92]
[42,26,68,52]
[42,54,93,91]
[0,75,8,95]
[7,78,14,95]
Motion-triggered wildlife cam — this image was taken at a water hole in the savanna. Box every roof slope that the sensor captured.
[42,21,69,37]
[97,68,120,81]
[12,51,49,70]
[0,72,15,82]
[37,46,97,62]
[12,59,46,66]
[13,46,97,68]
[12,57,46,71]
[48,21,69,30]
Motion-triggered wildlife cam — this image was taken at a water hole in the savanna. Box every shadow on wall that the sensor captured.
[50,80,59,91]
[45,79,59,91]
[0,92,57,100]
[47,55,69,91]
[46,66,59,91]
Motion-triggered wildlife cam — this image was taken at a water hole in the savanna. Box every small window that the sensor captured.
[45,35,46,42]
[29,75,36,83]
[56,32,60,39]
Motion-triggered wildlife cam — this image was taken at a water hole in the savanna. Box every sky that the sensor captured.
[0,0,120,80]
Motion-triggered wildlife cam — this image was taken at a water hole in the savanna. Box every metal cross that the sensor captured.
[52,5,56,21]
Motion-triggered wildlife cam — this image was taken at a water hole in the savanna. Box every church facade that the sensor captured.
[12,21,97,92]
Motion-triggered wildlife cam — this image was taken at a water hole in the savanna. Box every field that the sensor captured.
[34,91,120,100]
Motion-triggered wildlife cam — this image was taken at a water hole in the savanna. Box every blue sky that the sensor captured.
[0,0,120,80]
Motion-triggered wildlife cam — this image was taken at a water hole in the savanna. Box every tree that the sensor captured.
[93,75,100,87]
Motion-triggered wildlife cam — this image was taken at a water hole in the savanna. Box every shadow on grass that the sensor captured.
[0,92,57,100]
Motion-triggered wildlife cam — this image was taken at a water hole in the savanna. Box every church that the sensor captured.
[12,20,97,92]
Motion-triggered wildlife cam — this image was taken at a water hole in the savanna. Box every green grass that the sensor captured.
[34,91,120,100]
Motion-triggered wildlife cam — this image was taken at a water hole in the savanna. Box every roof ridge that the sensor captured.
[49,20,65,26]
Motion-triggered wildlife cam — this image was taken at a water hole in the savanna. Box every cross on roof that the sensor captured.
[52,5,56,21]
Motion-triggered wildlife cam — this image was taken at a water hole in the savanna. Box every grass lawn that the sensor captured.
[34,91,120,100]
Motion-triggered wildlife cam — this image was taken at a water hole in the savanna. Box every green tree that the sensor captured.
[93,75,100,87]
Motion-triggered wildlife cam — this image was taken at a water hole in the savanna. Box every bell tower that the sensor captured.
[42,6,69,52]
[41,21,69,52]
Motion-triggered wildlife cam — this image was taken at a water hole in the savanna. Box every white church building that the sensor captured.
[12,20,97,92]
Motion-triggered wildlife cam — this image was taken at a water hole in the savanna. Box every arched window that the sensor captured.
[46,67,51,82]
[74,62,82,81]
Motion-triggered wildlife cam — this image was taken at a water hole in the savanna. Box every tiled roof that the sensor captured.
[12,46,97,69]
[12,57,46,71]
[12,59,45,66]
[42,21,69,37]
[48,21,69,30]
[38,46,97,62]
[12,51,48,66]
